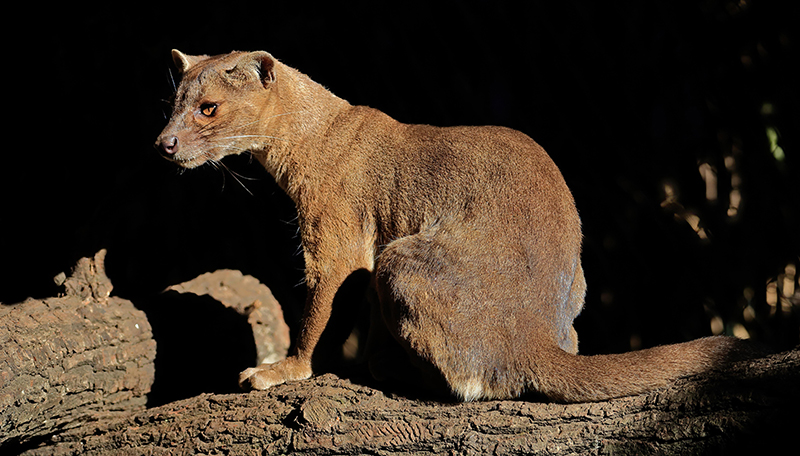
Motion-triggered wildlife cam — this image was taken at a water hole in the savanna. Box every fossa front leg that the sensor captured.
[238,275,336,389]
[238,355,312,390]
[239,247,367,390]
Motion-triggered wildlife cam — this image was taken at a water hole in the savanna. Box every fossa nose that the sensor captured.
[156,135,179,157]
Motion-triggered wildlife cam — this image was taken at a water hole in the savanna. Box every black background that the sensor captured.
[3,1,798,403]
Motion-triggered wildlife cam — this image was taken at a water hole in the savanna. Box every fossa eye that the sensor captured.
[200,103,218,117]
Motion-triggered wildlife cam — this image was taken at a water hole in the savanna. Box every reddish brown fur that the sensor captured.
[156,50,753,402]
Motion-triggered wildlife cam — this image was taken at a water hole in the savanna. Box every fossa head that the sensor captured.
[155,50,278,168]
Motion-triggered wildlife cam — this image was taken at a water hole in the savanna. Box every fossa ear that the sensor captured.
[234,51,277,87]
[171,49,208,74]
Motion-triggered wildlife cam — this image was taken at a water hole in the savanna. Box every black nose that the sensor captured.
[156,135,179,156]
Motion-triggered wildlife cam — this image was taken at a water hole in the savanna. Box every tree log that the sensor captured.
[166,269,291,366]
[18,350,799,455]
[4,252,797,455]
[0,251,156,450]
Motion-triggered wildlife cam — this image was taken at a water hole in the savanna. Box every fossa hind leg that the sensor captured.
[371,230,534,401]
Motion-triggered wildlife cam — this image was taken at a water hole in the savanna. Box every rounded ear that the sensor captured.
[240,51,277,87]
[171,49,207,74]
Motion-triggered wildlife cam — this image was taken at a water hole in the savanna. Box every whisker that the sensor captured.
[211,158,255,196]
[206,143,253,155]
[213,161,231,193]
[221,134,297,144]
[233,110,307,130]
[292,239,304,258]
[228,167,259,182]
[168,68,177,92]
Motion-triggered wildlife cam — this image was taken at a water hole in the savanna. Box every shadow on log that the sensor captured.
[2,252,798,455]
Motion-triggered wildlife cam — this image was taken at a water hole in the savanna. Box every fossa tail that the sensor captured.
[533,336,755,403]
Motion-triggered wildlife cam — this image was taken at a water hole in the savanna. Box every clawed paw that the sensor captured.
[238,358,313,391]
[238,366,277,390]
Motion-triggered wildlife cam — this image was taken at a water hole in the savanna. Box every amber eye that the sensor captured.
[200,103,218,117]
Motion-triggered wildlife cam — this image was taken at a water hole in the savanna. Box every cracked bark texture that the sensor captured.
[16,349,800,455]
[166,269,291,366]
[0,250,156,450]
[2,252,798,455]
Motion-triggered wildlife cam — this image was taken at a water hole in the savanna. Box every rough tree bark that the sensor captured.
[13,350,798,456]
[2,252,797,455]
[166,269,291,367]
[0,250,156,450]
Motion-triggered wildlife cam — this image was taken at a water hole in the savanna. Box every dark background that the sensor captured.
[3,1,798,403]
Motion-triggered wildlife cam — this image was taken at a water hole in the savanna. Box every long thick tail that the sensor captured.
[532,336,759,403]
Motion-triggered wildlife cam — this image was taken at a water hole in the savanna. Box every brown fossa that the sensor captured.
[156,50,754,402]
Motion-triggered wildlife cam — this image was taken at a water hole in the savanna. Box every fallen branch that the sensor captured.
[19,351,799,455]
[4,252,797,455]
[0,250,155,450]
